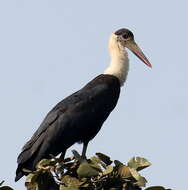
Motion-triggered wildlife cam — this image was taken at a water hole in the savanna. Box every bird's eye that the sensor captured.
[122,34,129,39]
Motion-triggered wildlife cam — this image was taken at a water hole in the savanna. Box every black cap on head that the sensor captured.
[114,28,152,68]
[115,28,134,40]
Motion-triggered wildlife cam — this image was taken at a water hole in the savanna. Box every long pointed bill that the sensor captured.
[126,41,152,68]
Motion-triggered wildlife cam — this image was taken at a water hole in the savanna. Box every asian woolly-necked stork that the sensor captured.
[15,28,151,181]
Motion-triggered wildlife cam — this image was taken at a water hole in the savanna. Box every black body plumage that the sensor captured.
[15,74,120,181]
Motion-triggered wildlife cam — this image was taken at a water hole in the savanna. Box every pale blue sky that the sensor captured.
[0,0,187,189]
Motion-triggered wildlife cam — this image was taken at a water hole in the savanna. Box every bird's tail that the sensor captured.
[15,165,24,182]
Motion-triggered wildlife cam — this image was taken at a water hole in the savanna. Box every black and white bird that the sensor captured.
[15,28,151,181]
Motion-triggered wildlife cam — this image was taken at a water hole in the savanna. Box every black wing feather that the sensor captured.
[16,74,120,181]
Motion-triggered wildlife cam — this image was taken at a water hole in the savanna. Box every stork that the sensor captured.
[15,28,151,181]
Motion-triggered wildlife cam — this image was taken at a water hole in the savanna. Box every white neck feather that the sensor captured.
[104,33,129,86]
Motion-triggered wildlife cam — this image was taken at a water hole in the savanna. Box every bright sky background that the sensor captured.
[0,1,187,189]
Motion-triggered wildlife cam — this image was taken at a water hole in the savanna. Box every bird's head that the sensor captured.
[109,28,152,68]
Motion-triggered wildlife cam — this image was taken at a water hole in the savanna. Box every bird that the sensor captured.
[15,28,152,182]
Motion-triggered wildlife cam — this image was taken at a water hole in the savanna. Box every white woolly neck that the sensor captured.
[104,33,129,86]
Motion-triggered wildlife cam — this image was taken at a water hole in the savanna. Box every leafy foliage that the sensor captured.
[0,181,13,190]
[0,152,171,190]
[22,151,170,190]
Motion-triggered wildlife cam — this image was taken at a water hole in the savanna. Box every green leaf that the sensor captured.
[25,182,36,190]
[80,181,89,188]
[128,157,151,171]
[62,175,81,186]
[25,171,41,184]
[60,186,79,190]
[25,173,37,184]
[136,176,147,187]
[88,159,102,172]
[25,172,40,190]
[118,165,131,178]
[36,158,56,169]
[145,186,171,190]
[38,159,51,166]
[0,186,14,190]
[91,156,107,169]
[129,168,147,187]
[96,152,112,165]
[77,162,99,177]
[90,156,101,164]
[103,165,114,175]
